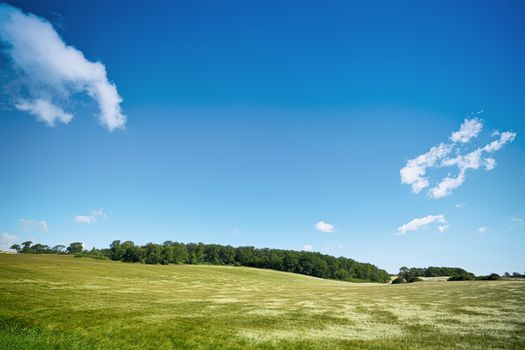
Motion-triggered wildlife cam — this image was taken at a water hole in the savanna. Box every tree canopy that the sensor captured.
[11,239,391,283]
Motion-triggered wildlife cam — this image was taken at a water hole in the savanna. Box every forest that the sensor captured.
[9,240,392,283]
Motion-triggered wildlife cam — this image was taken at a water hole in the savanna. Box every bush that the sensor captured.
[448,272,475,281]
[406,276,423,283]
[391,277,406,284]
[476,273,501,281]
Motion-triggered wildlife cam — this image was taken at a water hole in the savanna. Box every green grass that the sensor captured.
[1,254,524,349]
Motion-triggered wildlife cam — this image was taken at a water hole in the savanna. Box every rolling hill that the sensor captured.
[1,254,524,349]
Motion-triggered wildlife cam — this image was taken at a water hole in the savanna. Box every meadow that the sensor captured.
[1,254,524,350]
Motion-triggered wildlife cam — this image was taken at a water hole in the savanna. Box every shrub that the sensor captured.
[448,272,475,281]
[476,273,501,281]
[391,277,406,284]
[406,276,423,283]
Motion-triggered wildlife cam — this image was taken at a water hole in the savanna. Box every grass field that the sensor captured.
[1,254,524,349]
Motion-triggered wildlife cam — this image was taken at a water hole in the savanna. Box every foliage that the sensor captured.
[475,273,501,281]
[448,272,476,281]
[13,241,65,254]
[399,266,474,280]
[398,266,479,283]
[103,240,391,283]
[67,242,84,254]
[406,276,423,283]
[10,239,391,283]
[504,272,525,279]
[391,277,406,284]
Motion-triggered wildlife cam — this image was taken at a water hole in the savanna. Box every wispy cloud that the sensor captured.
[74,208,106,224]
[20,218,48,233]
[303,244,313,252]
[455,202,465,209]
[400,117,516,198]
[477,226,489,234]
[396,214,448,236]
[437,224,450,233]
[321,242,344,253]
[0,232,19,251]
[0,4,126,130]
[314,221,335,233]
[506,216,524,231]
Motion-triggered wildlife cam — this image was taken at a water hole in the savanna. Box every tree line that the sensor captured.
[10,241,82,254]
[391,266,470,284]
[392,266,522,283]
[10,240,391,283]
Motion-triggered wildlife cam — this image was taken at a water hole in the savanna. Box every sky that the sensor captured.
[0,0,524,275]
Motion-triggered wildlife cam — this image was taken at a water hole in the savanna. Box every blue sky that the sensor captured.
[0,0,524,274]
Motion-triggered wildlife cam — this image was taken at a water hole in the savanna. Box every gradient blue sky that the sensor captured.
[1,0,524,274]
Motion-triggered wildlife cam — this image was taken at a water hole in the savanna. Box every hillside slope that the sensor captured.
[1,254,524,349]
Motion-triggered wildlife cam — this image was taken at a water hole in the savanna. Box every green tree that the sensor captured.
[144,243,162,264]
[110,240,125,260]
[160,245,175,264]
[52,245,66,253]
[21,241,33,253]
[121,241,142,262]
[67,242,83,254]
[172,243,188,264]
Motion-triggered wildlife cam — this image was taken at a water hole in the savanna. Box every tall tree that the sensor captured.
[67,242,83,254]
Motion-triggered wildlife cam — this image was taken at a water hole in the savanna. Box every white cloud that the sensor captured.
[428,172,466,199]
[314,221,335,233]
[303,244,313,251]
[321,242,344,253]
[482,131,517,153]
[0,232,19,251]
[477,226,488,234]
[15,99,73,126]
[400,143,452,193]
[438,225,449,233]
[450,118,483,143]
[401,117,517,198]
[506,216,524,231]
[396,214,447,236]
[20,218,48,232]
[455,202,465,208]
[74,208,106,224]
[484,158,496,171]
[0,4,126,131]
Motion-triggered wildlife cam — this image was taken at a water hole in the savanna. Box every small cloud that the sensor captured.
[233,228,241,235]
[449,118,483,143]
[455,202,465,209]
[438,225,450,233]
[484,158,496,171]
[15,99,73,126]
[74,208,106,224]
[0,4,126,130]
[0,232,19,251]
[314,221,335,233]
[506,216,524,231]
[20,218,48,232]
[321,242,344,253]
[477,226,489,234]
[303,244,313,252]
[396,214,447,236]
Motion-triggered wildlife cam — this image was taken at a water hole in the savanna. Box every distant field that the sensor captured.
[1,254,524,349]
